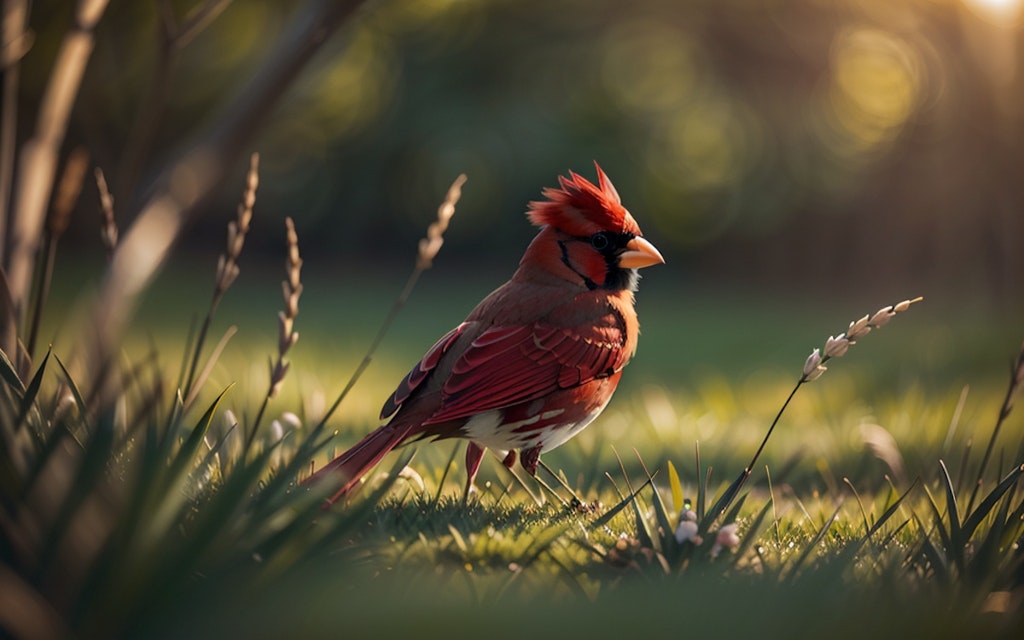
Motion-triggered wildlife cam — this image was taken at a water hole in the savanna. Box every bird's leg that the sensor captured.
[464,441,486,499]
[501,450,517,469]
[520,445,542,476]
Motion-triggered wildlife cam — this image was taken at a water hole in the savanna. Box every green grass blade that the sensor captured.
[921,483,955,568]
[636,453,673,549]
[722,493,749,525]
[701,468,746,532]
[144,385,233,540]
[961,463,1024,541]
[785,502,841,582]
[913,512,949,584]
[0,345,26,392]
[865,477,920,541]
[732,498,774,564]
[54,354,90,431]
[938,460,963,554]
[164,384,233,489]
[589,477,654,530]
[15,347,50,429]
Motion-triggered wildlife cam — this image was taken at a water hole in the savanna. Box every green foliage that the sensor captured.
[4,323,1024,637]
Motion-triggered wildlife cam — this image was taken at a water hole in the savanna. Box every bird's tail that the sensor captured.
[305,424,413,506]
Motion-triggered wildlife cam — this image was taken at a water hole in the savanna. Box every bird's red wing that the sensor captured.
[379,322,469,421]
[424,317,628,425]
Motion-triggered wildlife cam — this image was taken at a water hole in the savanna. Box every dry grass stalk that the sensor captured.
[802,297,924,382]
[182,152,259,399]
[418,174,467,268]
[270,216,302,399]
[0,0,31,256]
[23,148,89,367]
[5,0,109,327]
[248,216,302,451]
[80,2,367,393]
[707,296,923,527]
[94,167,118,259]
[214,152,258,294]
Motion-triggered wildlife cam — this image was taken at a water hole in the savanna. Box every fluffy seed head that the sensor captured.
[527,162,643,237]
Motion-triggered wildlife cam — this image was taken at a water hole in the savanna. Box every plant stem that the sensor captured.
[705,378,805,528]
[966,342,1024,512]
[311,264,426,438]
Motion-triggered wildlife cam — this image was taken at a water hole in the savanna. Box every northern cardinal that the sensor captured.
[309,163,663,505]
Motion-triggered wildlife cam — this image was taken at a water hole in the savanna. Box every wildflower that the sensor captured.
[803,348,827,381]
[801,297,921,383]
[710,523,740,558]
[823,334,852,358]
[675,520,703,545]
[869,305,894,328]
[846,314,872,341]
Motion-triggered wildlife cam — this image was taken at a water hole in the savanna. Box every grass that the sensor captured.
[4,255,1024,637]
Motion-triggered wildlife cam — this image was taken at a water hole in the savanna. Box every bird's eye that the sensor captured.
[590,232,611,251]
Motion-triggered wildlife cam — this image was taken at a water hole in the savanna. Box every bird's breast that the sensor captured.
[458,374,620,454]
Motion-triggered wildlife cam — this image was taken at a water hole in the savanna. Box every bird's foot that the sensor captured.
[520,446,541,476]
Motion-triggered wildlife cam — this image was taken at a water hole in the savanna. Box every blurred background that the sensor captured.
[13,0,1024,400]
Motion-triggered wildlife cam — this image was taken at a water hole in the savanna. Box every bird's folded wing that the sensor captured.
[425,318,627,424]
[379,322,469,421]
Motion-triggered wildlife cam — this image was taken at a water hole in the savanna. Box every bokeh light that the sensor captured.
[15,0,1024,301]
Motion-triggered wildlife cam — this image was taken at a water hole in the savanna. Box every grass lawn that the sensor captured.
[4,259,1024,639]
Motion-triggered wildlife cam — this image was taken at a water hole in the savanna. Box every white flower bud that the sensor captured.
[824,335,852,358]
[675,520,702,545]
[847,315,871,340]
[869,306,894,328]
[803,349,822,377]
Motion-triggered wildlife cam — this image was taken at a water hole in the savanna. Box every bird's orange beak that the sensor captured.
[619,236,665,269]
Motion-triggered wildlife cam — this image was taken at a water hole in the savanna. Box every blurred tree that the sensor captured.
[11,0,1024,302]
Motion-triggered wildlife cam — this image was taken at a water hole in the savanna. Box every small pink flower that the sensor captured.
[710,523,740,558]
[716,523,740,549]
[675,521,703,545]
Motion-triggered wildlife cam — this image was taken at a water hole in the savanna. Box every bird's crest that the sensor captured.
[527,163,641,236]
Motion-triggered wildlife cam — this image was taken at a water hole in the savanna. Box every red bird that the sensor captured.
[309,164,663,504]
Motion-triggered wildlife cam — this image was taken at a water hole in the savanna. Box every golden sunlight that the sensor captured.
[963,0,1024,23]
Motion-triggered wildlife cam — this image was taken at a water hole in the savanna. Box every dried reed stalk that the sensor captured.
[706,296,923,528]
[248,217,302,451]
[24,148,89,366]
[95,167,118,259]
[81,0,368,387]
[182,152,258,400]
[4,0,109,339]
